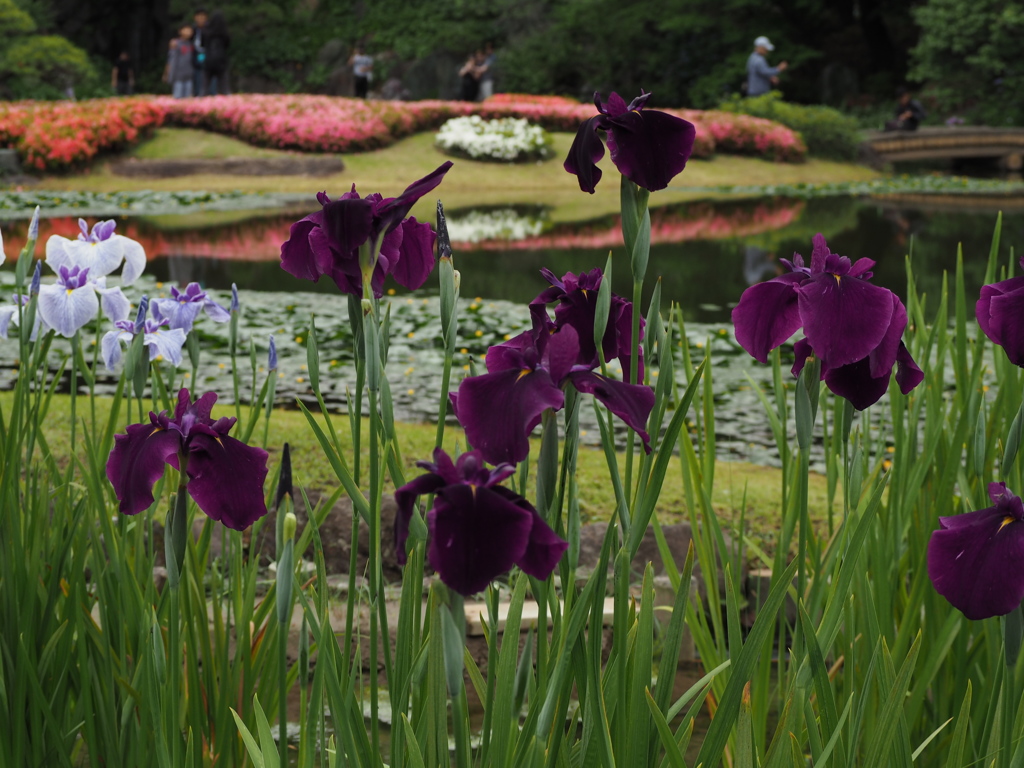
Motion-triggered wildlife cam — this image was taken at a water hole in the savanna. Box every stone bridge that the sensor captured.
[863,126,1024,170]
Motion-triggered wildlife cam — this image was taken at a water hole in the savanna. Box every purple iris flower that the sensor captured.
[977,256,1024,366]
[395,448,568,596]
[530,267,643,376]
[230,283,240,313]
[452,319,654,466]
[151,282,230,333]
[102,304,187,371]
[37,265,131,338]
[268,335,277,370]
[928,482,1024,620]
[731,234,924,410]
[280,162,452,298]
[106,389,269,530]
[564,91,697,194]
[45,218,147,286]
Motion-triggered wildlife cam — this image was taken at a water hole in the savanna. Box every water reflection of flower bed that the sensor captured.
[451,198,804,250]
[0,198,804,263]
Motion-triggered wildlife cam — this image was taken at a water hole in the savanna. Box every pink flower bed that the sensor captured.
[675,109,806,162]
[0,98,163,171]
[156,94,803,162]
[0,94,805,173]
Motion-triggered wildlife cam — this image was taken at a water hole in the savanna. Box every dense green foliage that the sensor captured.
[718,92,862,160]
[909,0,1024,125]
[17,0,917,108]
[0,0,93,98]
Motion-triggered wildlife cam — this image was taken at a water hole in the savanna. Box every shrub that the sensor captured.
[0,98,163,171]
[718,92,861,161]
[1,36,95,98]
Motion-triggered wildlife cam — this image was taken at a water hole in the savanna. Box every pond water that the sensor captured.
[2,194,1021,323]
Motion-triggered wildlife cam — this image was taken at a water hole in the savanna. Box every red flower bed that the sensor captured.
[0,98,164,171]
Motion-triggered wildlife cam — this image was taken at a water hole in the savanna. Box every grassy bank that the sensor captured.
[34,128,880,224]
[11,390,829,554]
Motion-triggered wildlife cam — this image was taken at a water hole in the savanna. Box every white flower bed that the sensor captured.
[446,208,547,243]
[435,115,553,162]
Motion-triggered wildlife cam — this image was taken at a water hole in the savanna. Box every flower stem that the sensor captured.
[164,475,189,765]
[623,278,643,507]
[367,386,381,765]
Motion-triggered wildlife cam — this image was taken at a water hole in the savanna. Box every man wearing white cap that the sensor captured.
[747,36,788,97]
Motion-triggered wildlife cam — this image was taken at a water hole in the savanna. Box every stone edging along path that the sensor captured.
[110,155,345,178]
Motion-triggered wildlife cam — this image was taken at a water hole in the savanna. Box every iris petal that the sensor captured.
[106,421,181,515]
[38,283,99,337]
[118,235,146,285]
[867,294,907,379]
[564,115,607,194]
[823,356,891,411]
[731,273,805,363]
[202,297,231,323]
[983,280,1024,366]
[568,370,655,452]
[390,217,436,291]
[67,239,124,278]
[797,272,895,369]
[153,299,203,332]
[490,486,568,579]
[928,506,1024,620]
[280,215,322,282]
[605,109,697,192]
[427,484,534,596]
[45,235,73,272]
[895,342,924,394]
[96,284,131,324]
[454,367,564,465]
[322,197,375,258]
[146,328,187,366]
[102,329,131,370]
[393,472,447,565]
[184,432,269,530]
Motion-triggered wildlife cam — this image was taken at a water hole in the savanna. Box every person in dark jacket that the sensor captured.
[111,51,134,95]
[203,10,230,96]
[885,87,926,131]
[191,8,207,97]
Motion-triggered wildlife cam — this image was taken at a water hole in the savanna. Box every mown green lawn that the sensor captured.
[38,128,880,224]
[7,391,832,555]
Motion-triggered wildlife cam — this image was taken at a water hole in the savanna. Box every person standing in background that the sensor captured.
[203,10,230,96]
[192,8,208,97]
[459,50,483,102]
[350,46,373,98]
[111,51,134,95]
[478,42,496,101]
[746,35,787,97]
[164,25,195,98]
